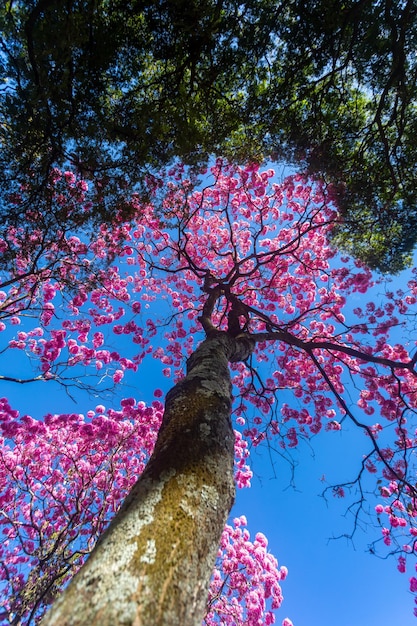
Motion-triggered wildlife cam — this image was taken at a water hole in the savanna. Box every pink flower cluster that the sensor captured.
[234,429,253,488]
[204,516,290,626]
[0,397,163,623]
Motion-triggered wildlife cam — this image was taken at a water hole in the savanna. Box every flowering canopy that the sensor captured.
[0,160,417,623]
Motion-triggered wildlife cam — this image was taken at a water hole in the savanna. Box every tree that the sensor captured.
[1,161,417,624]
[1,0,417,271]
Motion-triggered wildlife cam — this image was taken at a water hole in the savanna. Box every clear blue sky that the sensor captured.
[236,429,415,625]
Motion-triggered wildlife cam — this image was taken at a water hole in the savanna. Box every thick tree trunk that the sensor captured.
[42,332,253,626]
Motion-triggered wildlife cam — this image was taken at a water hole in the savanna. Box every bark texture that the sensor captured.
[42,332,253,626]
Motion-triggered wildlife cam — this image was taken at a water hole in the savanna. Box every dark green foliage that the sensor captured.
[1,0,417,271]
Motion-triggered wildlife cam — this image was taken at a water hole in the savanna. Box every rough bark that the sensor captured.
[41,332,254,626]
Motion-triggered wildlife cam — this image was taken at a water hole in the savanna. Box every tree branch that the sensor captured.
[250,330,417,374]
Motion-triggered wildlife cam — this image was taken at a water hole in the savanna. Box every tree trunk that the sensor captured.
[41,332,253,626]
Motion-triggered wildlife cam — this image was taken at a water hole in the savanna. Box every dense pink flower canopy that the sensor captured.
[0,160,417,623]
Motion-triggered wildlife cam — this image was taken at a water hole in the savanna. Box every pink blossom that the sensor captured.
[93,331,104,348]
[113,370,124,383]
[398,556,406,573]
[64,171,76,185]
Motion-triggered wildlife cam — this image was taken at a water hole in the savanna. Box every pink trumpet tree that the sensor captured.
[0,160,417,623]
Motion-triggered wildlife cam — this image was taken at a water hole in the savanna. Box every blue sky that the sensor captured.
[237,427,415,625]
